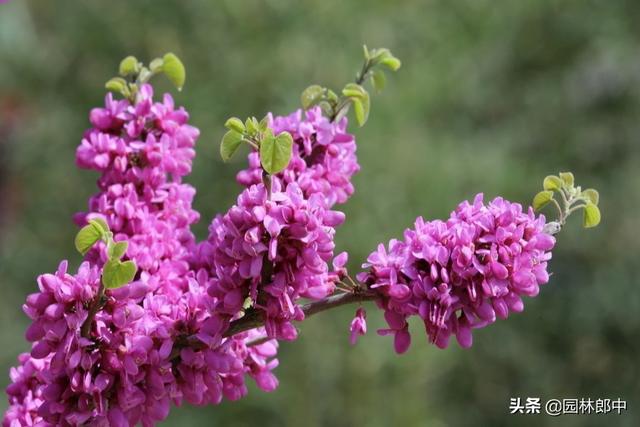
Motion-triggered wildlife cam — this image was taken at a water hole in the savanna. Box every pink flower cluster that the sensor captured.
[4,86,279,426]
[236,107,360,207]
[3,78,562,426]
[196,180,345,341]
[357,194,555,353]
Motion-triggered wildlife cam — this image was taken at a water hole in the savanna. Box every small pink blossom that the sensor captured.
[349,308,367,345]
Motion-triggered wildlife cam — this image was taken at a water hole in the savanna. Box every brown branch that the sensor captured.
[225,290,378,337]
[169,290,379,361]
[80,284,105,338]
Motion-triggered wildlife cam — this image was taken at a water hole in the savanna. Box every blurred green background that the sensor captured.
[1,1,638,426]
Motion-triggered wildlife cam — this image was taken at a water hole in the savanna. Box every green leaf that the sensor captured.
[259,116,269,132]
[102,260,137,289]
[370,48,391,62]
[88,218,110,236]
[362,44,370,60]
[326,89,339,103]
[533,190,554,212]
[380,56,401,71]
[225,117,245,134]
[260,131,293,174]
[162,53,186,91]
[245,117,259,135]
[75,223,102,255]
[301,85,325,109]
[583,202,601,228]
[371,70,386,93]
[559,172,574,187]
[543,175,563,191]
[342,83,366,99]
[352,90,370,127]
[119,56,139,76]
[105,77,127,94]
[149,57,164,73]
[220,130,244,162]
[582,188,599,205]
[108,241,128,260]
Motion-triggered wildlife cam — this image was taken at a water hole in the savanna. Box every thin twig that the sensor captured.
[80,284,105,338]
[169,290,379,361]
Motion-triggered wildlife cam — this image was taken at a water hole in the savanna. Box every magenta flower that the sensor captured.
[349,308,367,345]
[236,107,360,207]
[201,179,345,341]
[358,194,555,353]
[4,84,286,426]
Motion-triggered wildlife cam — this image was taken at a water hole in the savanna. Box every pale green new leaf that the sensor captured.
[162,53,186,91]
[380,56,401,71]
[108,241,128,260]
[105,77,127,94]
[119,56,139,76]
[102,260,137,289]
[543,175,563,191]
[225,117,245,134]
[220,130,244,162]
[301,85,325,109]
[533,190,554,212]
[582,188,599,205]
[74,223,102,255]
[559,172,574,187]
[260,131,293,174]
[371,70,386,93]
[583,202,601,228]
[342,83,366,99]
[352,90,370,127]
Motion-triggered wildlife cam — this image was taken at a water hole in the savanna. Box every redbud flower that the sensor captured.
[349,308,367,345]
[358,194,555,353]
[203,179,345,340]
[5,84,283,426]
[236,107,360,207]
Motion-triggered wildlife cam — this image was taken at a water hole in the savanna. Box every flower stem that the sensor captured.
[330,57,374,122]
[224,290,378,337]
[169,290,378,361]
[80,284,105,338]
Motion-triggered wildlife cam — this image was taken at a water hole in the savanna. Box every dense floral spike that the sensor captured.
[4,84,280,427]
[198,179,345,341]
[357,194,555,353]
[5,49,597,427]
[236,107,360,208]
[4,354,47,426]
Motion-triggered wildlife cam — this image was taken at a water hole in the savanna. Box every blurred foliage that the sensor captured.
[1,0,639,426]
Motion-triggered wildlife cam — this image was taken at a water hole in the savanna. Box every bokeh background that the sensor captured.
[1,1,639,426]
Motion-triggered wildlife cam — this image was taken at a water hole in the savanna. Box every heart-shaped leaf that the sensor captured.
[102,260,137,289]
[108,241,128,260]
[533,190,554,212]
[260,131,293,175]
[75,223,102,255]
[220,130,244,162]
[301,85,325,109]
